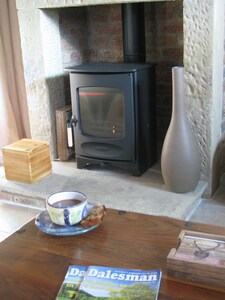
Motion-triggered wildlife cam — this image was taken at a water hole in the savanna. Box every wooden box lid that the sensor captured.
[167,230,225,287]
[2,138,49,154]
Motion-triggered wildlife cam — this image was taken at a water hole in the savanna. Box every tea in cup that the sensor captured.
[46,191,87,226]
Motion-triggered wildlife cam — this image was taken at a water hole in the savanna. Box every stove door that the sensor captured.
[70,72,136,161]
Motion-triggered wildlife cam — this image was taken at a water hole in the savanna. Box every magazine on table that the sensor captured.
[56,265,162,299]
[56,266,87,300]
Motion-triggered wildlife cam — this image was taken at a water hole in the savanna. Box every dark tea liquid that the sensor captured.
[52,199,81,208]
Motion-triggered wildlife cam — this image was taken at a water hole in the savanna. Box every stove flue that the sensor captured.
[121,3,146,63]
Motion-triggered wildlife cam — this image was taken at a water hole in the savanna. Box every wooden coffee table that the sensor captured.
[0,208,224,299]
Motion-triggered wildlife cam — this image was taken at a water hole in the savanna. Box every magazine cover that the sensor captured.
[75,266,162,299]
[56,265,87,300]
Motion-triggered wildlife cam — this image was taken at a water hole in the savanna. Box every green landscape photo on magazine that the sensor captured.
[56,266,87,300]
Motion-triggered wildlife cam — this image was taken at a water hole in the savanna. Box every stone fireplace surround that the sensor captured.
[16,0,225,196]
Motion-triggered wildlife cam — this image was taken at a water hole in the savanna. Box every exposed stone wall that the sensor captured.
[17,9,66,157]
[16,0,170,9]
[184,0,224,194]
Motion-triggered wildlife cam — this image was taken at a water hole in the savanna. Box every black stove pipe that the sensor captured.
[121,3,146,63]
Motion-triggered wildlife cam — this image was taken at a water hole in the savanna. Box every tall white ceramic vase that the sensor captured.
[161,66,201,193]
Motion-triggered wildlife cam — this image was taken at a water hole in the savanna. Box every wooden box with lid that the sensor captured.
[2,138,52,184]
[167,230,225,287]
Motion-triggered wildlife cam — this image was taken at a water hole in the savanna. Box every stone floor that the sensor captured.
[0,159,225,242]
[188,175,225,227]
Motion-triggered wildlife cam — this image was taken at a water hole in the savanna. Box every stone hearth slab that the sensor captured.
[0,161,207,220]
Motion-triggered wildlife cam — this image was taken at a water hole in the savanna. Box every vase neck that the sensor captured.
[172,66,186,118]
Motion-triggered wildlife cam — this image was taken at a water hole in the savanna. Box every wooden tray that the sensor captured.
[167,230,225,287]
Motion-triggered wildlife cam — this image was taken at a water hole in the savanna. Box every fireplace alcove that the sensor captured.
[66,62,157,176]
[16,0,225,195]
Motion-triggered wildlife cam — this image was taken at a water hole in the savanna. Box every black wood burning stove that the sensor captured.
[67,63,156,176]
[65,3,157,176]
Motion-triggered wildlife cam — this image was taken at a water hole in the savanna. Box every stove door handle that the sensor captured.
[70,114,78,127]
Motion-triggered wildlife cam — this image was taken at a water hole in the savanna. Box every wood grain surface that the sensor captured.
[0,209,225,299]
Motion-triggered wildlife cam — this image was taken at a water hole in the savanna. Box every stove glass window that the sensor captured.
[78,87,125,138]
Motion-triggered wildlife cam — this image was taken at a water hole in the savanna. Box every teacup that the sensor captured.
[46,191,87,226]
